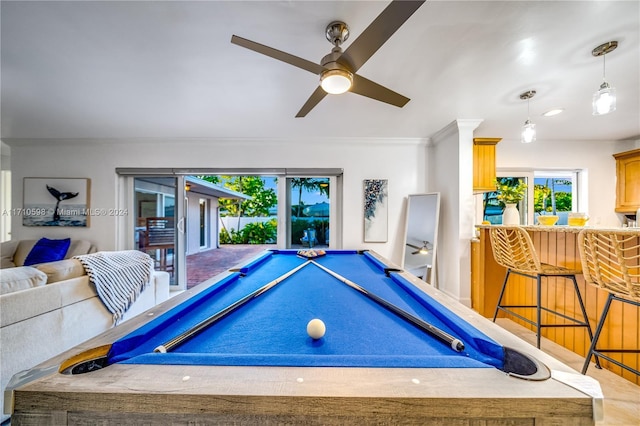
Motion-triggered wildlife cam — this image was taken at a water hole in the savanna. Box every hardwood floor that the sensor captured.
[496,318,640,426]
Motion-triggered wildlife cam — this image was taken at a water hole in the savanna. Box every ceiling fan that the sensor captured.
[230,0,425,117]
[407,241,431,255]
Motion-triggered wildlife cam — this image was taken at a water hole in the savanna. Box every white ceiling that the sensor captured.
[1,0,639,143]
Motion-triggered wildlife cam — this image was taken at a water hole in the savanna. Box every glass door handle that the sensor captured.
[176,195,187,234]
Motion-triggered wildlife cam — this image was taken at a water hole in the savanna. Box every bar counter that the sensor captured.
[471,225,639,384]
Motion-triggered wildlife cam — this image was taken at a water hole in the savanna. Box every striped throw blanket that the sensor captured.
[74,250,154,324]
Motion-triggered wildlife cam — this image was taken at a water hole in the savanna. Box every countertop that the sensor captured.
[474,225,638,233]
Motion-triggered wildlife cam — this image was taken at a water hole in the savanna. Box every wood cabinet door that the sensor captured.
[614,149,640,213]
[473,138,501,193]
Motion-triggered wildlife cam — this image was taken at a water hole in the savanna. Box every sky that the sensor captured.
[263,177,329,205]
[533,177,572,193]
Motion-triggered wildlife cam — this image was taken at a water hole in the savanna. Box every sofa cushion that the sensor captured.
[24,238,71,266]
[66,240,92,258]
[36,258,86,283]
[0,266,47,295]
[1,240,18,268]
[12,240,36,266]
[0,275,95,328]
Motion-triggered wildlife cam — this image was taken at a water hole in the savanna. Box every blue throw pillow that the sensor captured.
[24,238,71,266]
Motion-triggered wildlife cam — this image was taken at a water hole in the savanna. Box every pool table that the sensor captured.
[6,250,600,425]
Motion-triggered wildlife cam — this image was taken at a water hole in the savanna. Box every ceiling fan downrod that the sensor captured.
[321,22,350,68]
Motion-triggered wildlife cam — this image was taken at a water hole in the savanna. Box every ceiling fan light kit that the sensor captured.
[406,241,431,255]
[230,0,426,117]
[320,24,353,95]
[592,41,618,116]
[320,69,353,94]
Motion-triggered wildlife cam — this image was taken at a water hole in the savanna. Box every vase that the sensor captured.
[502,203,520,225]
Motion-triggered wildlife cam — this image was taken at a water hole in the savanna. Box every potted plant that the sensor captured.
[494,179,527,225]
[495,179,527,204]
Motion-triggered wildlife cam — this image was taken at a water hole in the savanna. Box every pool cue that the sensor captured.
[310,261,465,352]
[154,260,312,353]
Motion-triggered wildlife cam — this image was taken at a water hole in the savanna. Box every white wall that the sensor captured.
[428,120,482,306]
[185,192,219,254]
[1,142,11,241]
[7,135,633,301]
[8,138,428,265]
[495,138,637,227]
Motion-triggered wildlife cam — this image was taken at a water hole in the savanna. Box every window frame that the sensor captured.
[494,169,584,225]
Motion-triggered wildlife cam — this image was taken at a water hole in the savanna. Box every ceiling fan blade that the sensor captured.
[296,86,328,117]
[337,0,425,73]
[231,35,326,75]
[351,74,409,107]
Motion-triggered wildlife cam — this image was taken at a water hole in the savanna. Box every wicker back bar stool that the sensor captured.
[489,226,597,352]
[578,229,640,375]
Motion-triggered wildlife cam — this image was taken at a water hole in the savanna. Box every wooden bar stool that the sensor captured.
[489,226,596,351]
[578,229,640,375]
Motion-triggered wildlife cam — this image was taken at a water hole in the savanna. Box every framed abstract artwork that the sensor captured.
[363,179,388,242]
[22,178,91,227]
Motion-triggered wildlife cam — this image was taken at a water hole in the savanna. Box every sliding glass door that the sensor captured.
[130,176,186,288]
[118,168,341,289]
[286,177,331,248]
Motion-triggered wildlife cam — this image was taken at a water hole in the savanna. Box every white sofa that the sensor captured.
[0,263,170,421]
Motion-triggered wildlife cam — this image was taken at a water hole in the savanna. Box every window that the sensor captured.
[287,177,330,248]
[533,171,577,225]
[483,170,582,225]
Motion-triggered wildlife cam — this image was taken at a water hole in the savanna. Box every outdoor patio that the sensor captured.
[186,244,273,289]
[185,243,329,289]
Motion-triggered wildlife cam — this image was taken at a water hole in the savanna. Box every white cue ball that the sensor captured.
[306,319,326,340]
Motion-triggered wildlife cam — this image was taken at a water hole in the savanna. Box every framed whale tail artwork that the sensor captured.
[22,177,91,227]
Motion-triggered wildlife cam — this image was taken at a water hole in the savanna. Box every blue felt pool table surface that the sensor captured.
[108,250,505,369]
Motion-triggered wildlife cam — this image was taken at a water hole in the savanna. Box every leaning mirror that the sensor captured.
[401,193,440,286]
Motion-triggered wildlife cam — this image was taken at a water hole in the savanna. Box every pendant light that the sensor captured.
[520,90,536,144]
[592,41,618,116]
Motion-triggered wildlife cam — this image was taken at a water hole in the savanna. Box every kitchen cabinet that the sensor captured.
[613,148,640,213]
[473,137,501,193]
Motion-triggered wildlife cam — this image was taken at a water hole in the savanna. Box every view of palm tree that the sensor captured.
[290,178,329,217]
[534,178,572,214]
[194,175,331,246]
[290,178,330,247]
